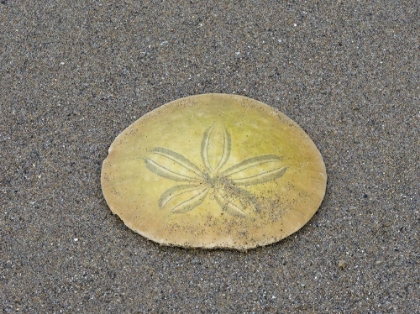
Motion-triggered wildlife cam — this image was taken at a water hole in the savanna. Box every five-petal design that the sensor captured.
[144,124,287,217]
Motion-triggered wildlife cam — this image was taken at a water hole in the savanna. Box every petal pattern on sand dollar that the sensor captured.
[145,147,204,182]
[222,155,287,186]
[145,125,287,216]
[201,124,231,174]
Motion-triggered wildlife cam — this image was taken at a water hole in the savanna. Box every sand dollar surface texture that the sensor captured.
[101,94,327,250]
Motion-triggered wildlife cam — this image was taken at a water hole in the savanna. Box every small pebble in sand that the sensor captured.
[338,260,347,270]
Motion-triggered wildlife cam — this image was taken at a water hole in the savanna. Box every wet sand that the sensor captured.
[1,1,418,312]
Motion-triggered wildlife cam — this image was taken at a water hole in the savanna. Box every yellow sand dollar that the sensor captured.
[101,94,327,249]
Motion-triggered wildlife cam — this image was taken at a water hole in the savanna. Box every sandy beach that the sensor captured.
[1,1,418,312]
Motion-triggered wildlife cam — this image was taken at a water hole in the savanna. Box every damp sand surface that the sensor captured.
[1,1,418,312]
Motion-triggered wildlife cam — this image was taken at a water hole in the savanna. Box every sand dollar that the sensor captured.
[101,94,327,249]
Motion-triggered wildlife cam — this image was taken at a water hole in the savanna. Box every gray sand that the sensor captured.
[1,1,418,312]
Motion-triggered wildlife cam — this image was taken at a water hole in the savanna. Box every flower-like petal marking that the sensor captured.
[201,124,231,174]
[159,184,209,213]
[144,125,288,216]
[213,188,246,217]
[221,155,287,186]
[212,178,261,217]
[145,147,204,182]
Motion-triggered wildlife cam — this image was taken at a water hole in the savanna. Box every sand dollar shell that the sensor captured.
[101,94,327,250]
